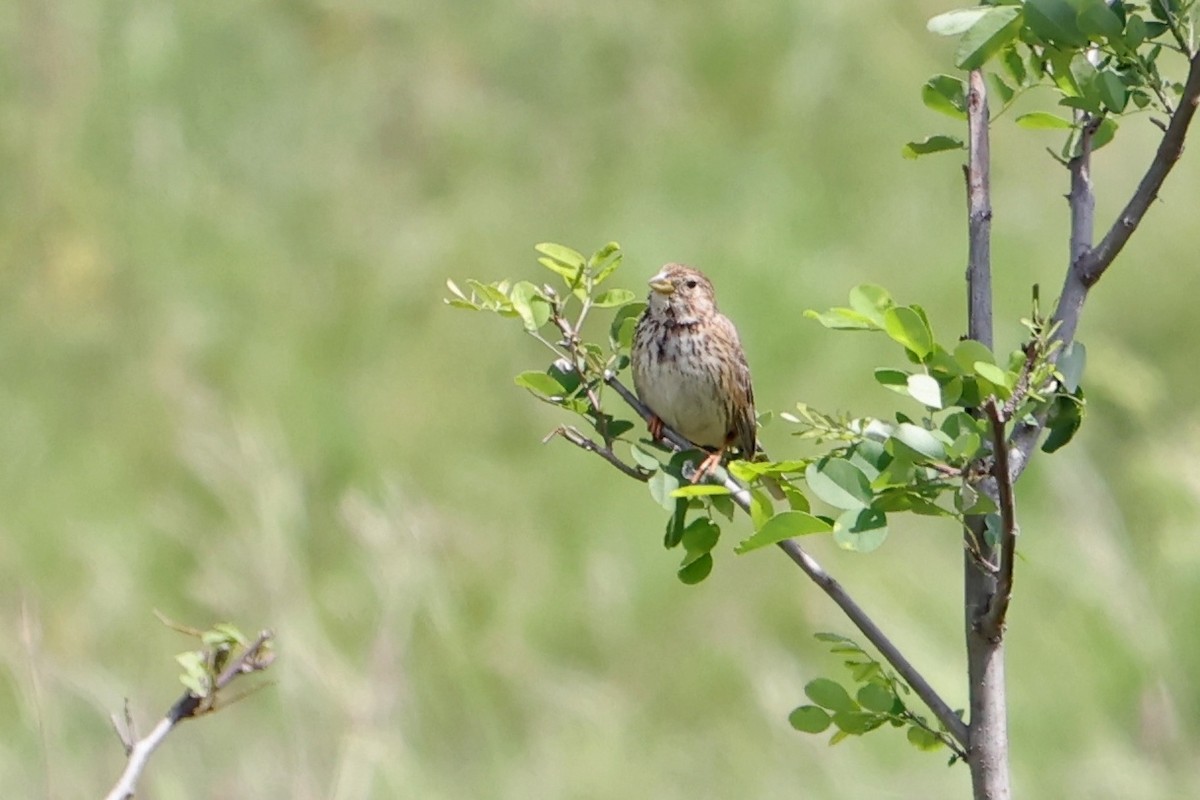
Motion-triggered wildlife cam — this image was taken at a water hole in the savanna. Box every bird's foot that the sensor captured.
[690,450,723,484]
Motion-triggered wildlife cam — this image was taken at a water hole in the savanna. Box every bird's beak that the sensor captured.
[648,273,674,295]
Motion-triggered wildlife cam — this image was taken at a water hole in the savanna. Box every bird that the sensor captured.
[630,263,757,482]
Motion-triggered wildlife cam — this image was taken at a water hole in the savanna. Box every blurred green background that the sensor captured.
[3,1,1200,797]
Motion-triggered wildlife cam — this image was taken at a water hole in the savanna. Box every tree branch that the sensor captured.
[1078,50,1200,288]
[105,630,275,800]
[1011,51,1200,474]
[980,401,1017,637]
[963,68,1012,800]
[548,425,653,481]
[966,69,994,350]
[603,371,969,750]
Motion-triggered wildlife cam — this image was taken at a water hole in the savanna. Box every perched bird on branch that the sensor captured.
[631,263,758,482]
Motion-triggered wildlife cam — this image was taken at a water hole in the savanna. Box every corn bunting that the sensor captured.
[631,263,757,481]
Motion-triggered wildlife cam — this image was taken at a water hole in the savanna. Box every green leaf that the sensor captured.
[749,487,773,530]
[987,72,1015,105]
[1091,116,1118,151]
[670,484,733,498]
[589,242,623,283]
[1125,14,1148,48]
[891,423,947,461]
[806,458,873,510]
[1015,111,1075,129]
[664,498,687,548]
[610,302,646,350]
[874,368,911,395]
[630,444,660,472]
[922,75,968,119]
[680,517,720,563]
[1025,0,1088,47]
[509,281,551,331]
[848,284,894,327]
[735,510,832,554]
[902,135,965,159]
[907,725,944,751]
[789,705,832,733]
[884,307,934,359]
[593,288,636,308]
[803,307,879,330]
[833,508,889,553]
[974,362,1014,397]
[1057,341,1086,392]
[1078,0,1124,41]
[846,440,888,482]
[805,679,858,713]
[535,242,586,271]
[514,370,566,397]
[927,7,991,36]
[954,339,996,371]
[649,469,681,511]
[1043,388,1085,453]
[832,711,880,735]
[1001,44,1028,86]
[907,374,943,409]
[677,553,713,584]
[202,623,248,647]
[956,6,1023,69]
[857,683,897,714]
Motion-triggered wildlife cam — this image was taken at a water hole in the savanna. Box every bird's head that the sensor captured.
[645,263,718,325]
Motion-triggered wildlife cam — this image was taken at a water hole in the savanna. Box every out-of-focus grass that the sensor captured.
[2,1,1199,797]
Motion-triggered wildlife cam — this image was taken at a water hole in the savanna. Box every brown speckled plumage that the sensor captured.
[631,264,757,470]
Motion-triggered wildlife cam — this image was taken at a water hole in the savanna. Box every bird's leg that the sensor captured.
[647,414,664,441]
[691,448,724,483]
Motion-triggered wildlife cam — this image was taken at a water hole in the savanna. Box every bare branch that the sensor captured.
[547,425,652,481]
[965,69,993,349]
[1012,52,1200,475]
[1076,51,1200,288]
[980,401,1017,638]
[105,631,275,800]
[603,371,969,749]
[963,69,1013,800]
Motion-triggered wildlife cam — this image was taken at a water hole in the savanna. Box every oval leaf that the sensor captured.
[902,135,965,159]
[857,683,897,713]
[884,307,934,359]
[921,74,967,119]
[833,508,889,553]
[955,6,1023,70]
[805,678,858,713]
[788,705,832,733]
[906,374,943,409]
[677,552,712,584]
[805,459,873,510]
[735,511,832,554]
[1016,111,1074,130]
[514,371,565,397]
[891,422,947,461]
[593,288,636,308]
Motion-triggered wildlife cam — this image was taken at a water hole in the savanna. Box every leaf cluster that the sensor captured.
[907,0,1199,159]
[168,621,272,712]
[789,633,964,760]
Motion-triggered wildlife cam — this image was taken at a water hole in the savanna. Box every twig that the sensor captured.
[603,371,969,749]
[1076,51,1200,288]
[980,401,1017,638]
[1011,50,1200,475]
[548,425,652,481]
[104,631,275,800]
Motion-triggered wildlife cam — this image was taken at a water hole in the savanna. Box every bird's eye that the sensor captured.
[685,279,698,289]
